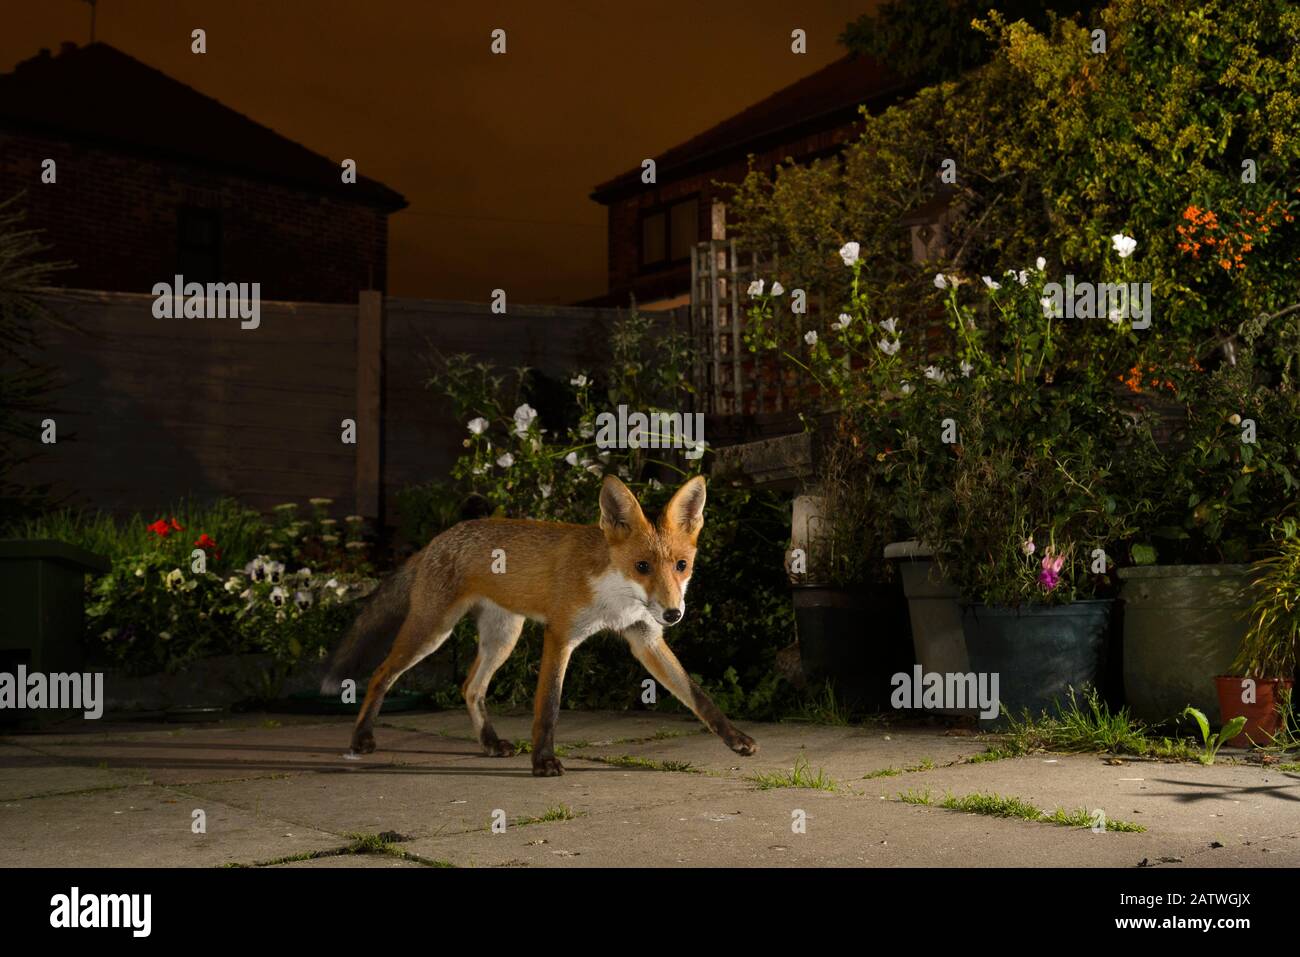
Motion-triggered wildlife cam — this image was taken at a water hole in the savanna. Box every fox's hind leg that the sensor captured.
[463,601,526,756]
[350,596,467,754]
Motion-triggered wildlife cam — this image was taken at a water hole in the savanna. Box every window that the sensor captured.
[639,197,698,270]
[177,207,221,282]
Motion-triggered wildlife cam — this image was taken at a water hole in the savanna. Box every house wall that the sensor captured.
[0,127,390,304]
[602,123,859,307]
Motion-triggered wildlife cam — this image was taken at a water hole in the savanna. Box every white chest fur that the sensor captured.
[570,568,654,640]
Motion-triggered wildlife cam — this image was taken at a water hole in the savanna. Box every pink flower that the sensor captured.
[1038,549,1066,591]
[1021,538,1036,556]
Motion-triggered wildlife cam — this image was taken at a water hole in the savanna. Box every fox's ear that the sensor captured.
[599,475,648,538]
[663,475,706,537]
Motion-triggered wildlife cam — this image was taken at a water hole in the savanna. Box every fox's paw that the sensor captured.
[484,737,516,758]
[727,731,758,757]
[351,730,376,754]
[532,755,565,777]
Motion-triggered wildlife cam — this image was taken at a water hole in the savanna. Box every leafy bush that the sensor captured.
[12,498,377,677]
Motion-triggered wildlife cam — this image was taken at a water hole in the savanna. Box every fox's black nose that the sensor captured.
[663,608,682,623]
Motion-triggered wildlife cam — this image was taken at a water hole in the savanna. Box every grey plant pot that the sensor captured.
[883,541,972,716]
[1118,564,1253,723]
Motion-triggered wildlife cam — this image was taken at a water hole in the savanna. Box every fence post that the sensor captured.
[355,290,384,525]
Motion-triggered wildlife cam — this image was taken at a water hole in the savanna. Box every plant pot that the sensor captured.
[1214,676,1293,748]
[883,540,971,716]
[1118,564,1252,723]
[961,600,1114,729]
[791,583,912,713]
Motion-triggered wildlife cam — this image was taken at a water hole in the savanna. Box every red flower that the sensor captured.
[194,533,222,561]
[147,518,172,538]
[169,517,183,532]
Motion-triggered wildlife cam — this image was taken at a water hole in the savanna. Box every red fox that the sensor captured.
[322,475,758,776]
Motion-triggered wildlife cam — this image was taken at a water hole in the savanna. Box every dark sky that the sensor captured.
[1,0,877,304]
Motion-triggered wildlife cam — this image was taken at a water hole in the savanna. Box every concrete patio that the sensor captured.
[2,709,1298,868]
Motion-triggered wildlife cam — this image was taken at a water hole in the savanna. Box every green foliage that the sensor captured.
[1183,706,1247,764]
[1003,686,1195,758]
[1236,525,1300,677]
[18,499,380,676]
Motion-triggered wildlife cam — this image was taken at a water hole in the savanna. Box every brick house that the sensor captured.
[587,53,905,311]
[0,42,406,303]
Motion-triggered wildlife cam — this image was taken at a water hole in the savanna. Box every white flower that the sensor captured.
[839,242,861,266]
[1022,538,1036,556]
[771,281,785,296]
[266,561,285,584]
[1108,304,1125,323]
[334,583,349,598]
[270,586,288,607]
[879,316,898,335]
[565,451,580,467]
[1111,233,1137,258]
[294,589,313,610]
[834,313,852,330]
[512,403,538,437]
[224,577,241,593]
[899,381,914,396]
[1036,256,1047,271]
[982,275,1001,290]
[496,452,515,468]
[539,483,552,499]
[325,578,339,589]
[467,417,489,435]
[579,421,594,438]
[747,279,765,297]
[959,360,973,378]
[134,567,145,578]
[649,478,664,490]
[164,569,184,590]
[877,338,900,356]
[804,330,818,346]
[244,557,267,581]
[617,466,631,479]
[570,374,588,388]
[933,273,949,289]
[924,365,946,382]
[1012,269,1028,286]
[586,463,604,476]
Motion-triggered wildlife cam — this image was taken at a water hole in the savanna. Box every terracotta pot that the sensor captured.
[1213,676,1294,748]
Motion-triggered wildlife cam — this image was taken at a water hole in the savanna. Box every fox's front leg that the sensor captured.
[623,622,758,756]
[531,624,575,776]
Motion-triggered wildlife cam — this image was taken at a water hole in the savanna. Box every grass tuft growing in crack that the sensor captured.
[1002,687,1196,760]
[747,754,837,792]
[900,788,1145,832]
[514,804,580,826]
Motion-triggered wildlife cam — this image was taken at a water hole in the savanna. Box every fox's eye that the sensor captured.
[635,560,651,574]
[675,559,688,573]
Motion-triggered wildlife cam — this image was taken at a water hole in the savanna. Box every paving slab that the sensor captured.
[4,721,468,785]
[0,741,152,800]
[181,756,753,840]
[0,785,345,867]
[399,785,1292,868]
[563,721,993,781]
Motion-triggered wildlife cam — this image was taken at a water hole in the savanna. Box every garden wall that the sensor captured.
[21,288,624,521]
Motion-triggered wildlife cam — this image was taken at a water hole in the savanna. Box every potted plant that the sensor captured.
[1215,522,1300,746]
[1120,310,1300,722]
[891,257,1137,727]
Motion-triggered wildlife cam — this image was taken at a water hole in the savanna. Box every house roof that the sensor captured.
[590,53,906,204]
[0,42,407,212]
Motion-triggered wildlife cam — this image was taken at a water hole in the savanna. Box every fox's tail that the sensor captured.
[320,556,418,694]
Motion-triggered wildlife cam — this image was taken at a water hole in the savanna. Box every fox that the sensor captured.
[321,474,758,776]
